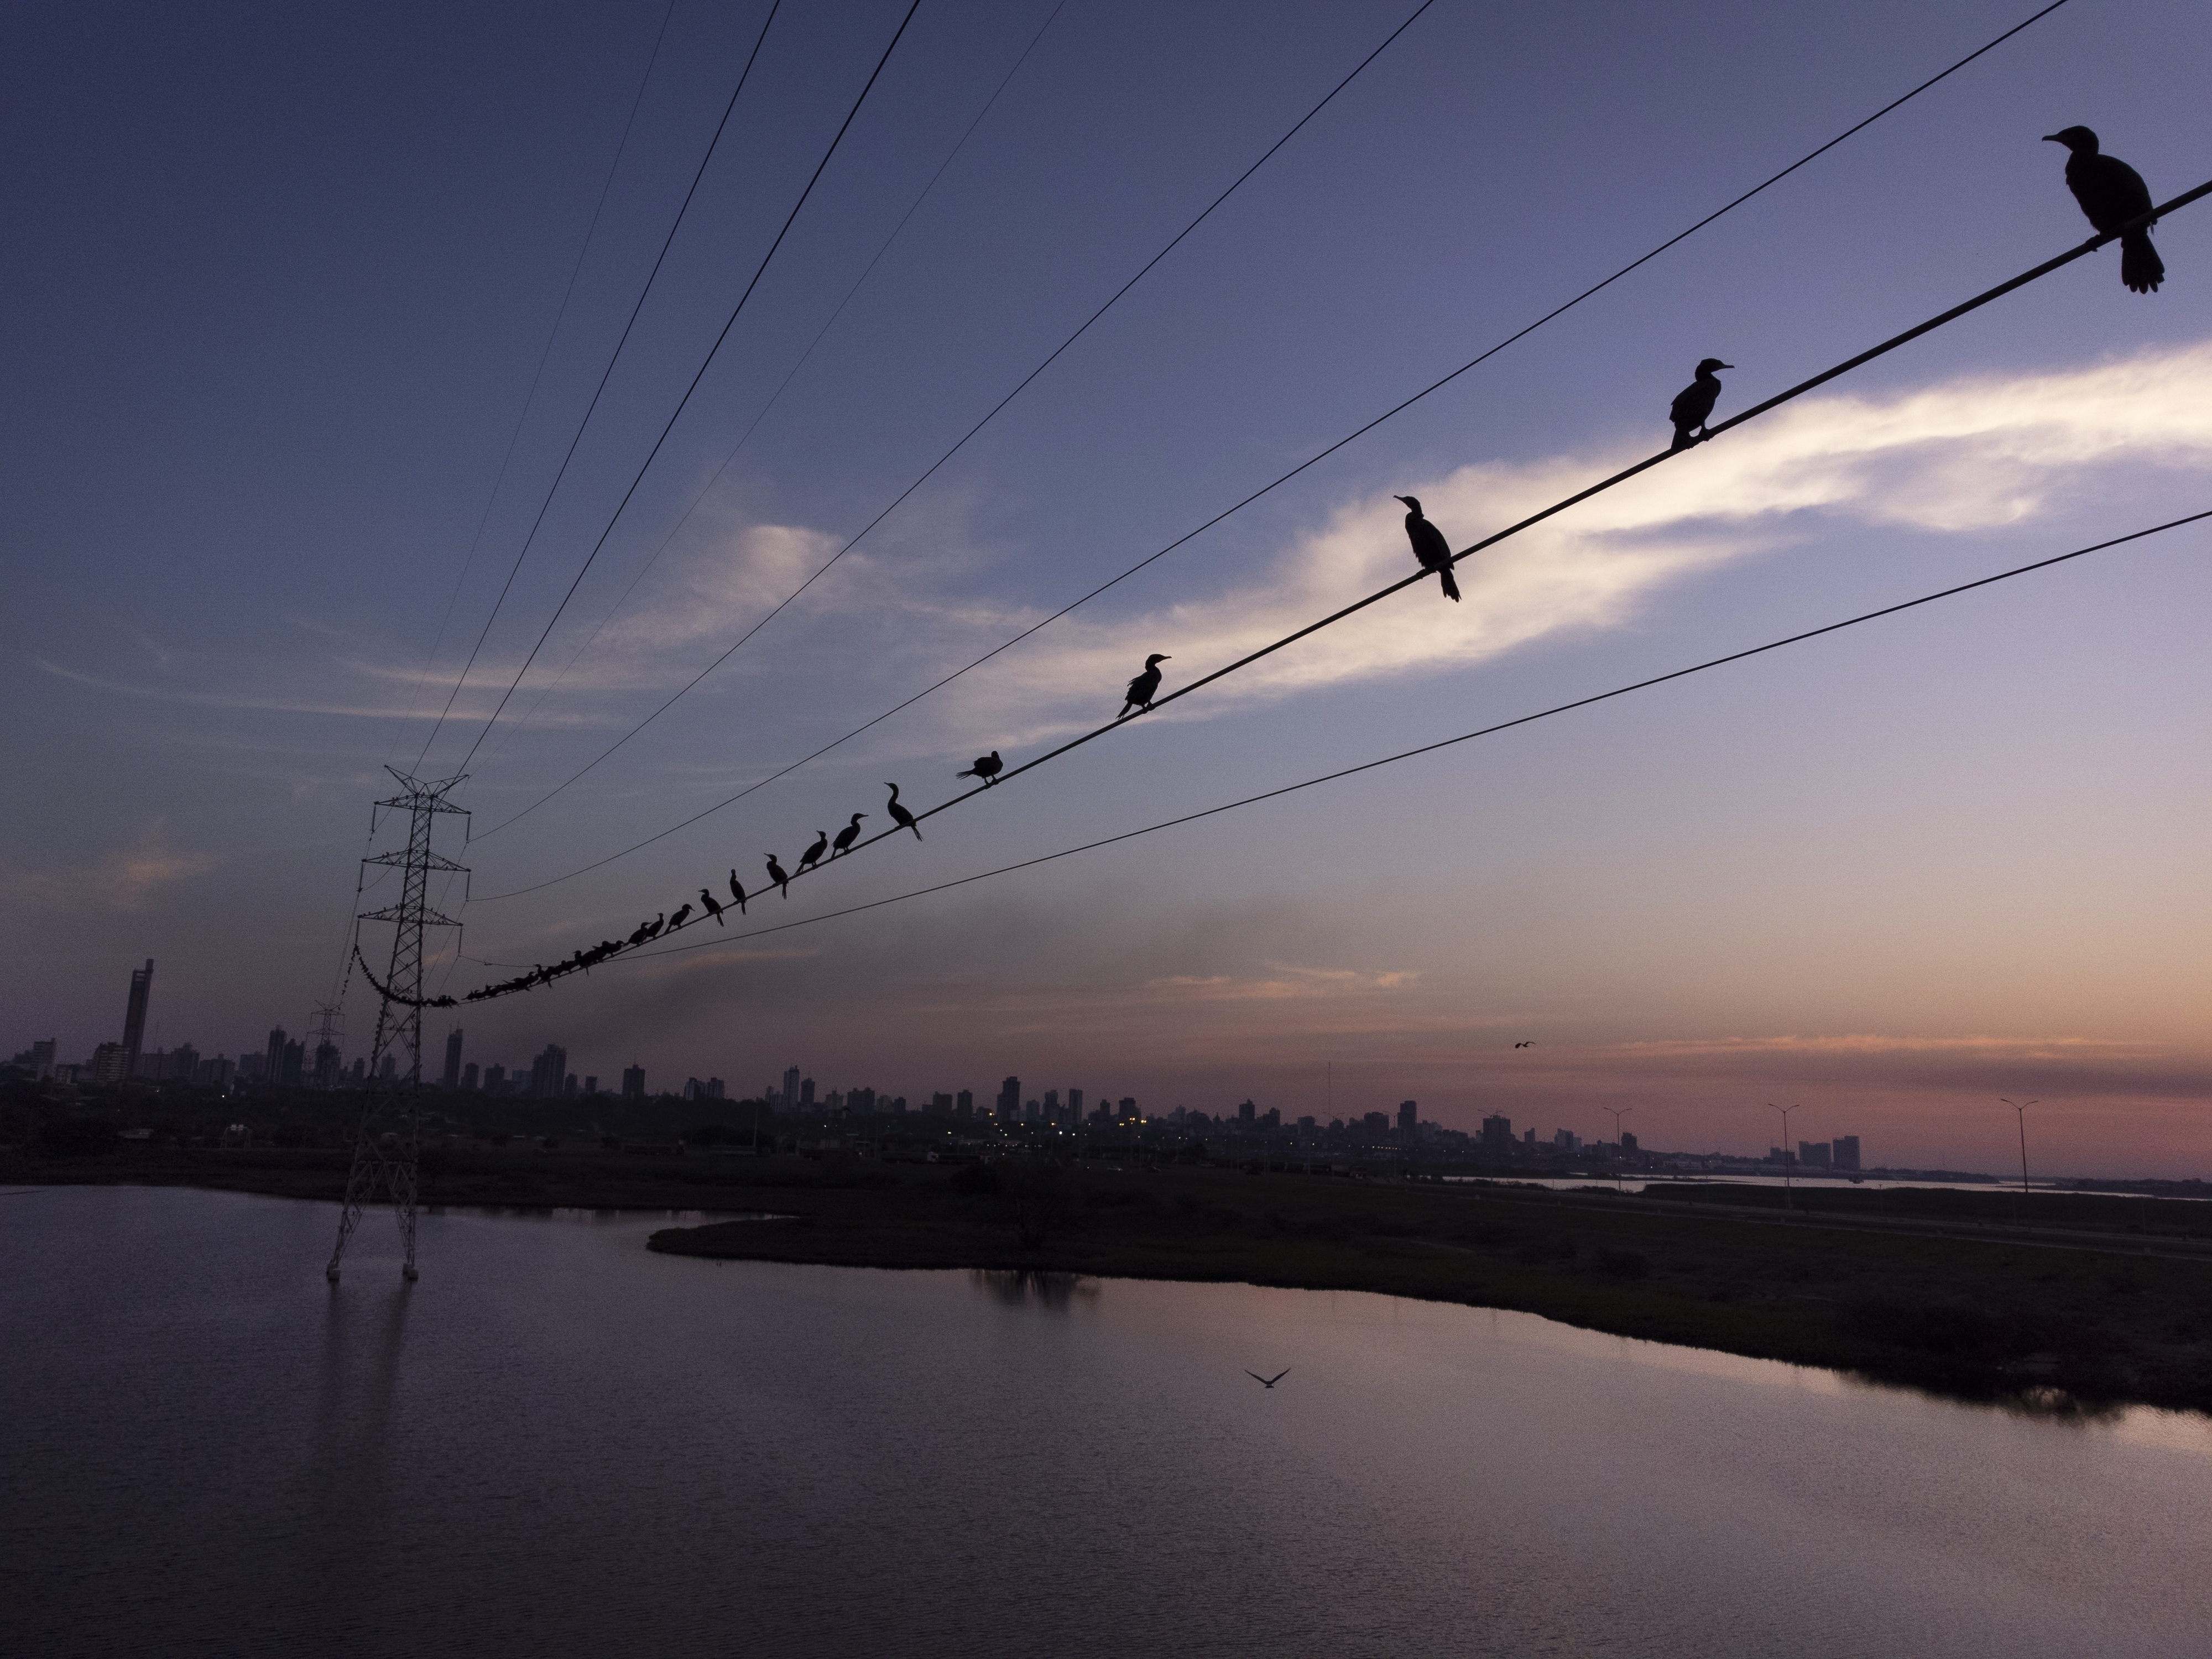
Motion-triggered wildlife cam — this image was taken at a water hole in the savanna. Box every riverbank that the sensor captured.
[11,1144,2209,1413]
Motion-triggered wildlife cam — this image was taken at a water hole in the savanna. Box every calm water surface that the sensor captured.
[6,1186,2207,1658]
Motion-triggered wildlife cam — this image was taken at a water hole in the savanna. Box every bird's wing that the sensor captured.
[1266,1369,1290,1385]
[1244,1371,1266,1383]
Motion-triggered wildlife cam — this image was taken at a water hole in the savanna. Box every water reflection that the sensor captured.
[968,1268,1098,1311]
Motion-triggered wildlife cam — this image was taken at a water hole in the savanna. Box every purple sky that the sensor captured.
[4,0,2207,1175]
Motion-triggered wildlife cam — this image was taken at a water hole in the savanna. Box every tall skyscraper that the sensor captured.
[121,959,154,1077]
[265,1027,288,1085]
[529,1044,567,1099]
[997,1076,1020,1120]
[1398,1100,1418,1137]
[1833,1135,1862,1172]
[622,1063,646,1100]
[442,1029,463,1090]
[781,1066,801,1109]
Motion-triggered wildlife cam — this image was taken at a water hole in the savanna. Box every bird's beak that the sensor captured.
[2041,134,2061,143]
[1719,362,1734,369]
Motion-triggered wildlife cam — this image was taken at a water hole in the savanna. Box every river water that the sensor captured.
[6,1185,2206,1658]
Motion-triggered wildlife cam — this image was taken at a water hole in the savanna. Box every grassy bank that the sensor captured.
[12,1145,2210,1414]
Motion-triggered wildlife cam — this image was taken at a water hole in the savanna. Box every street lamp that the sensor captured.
[1601,1106,1633,1192]
[2000,1098,2038,1207]
[1767,1103,1801,1211]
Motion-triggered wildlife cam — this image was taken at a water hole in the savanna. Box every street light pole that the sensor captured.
[2000,1098,2038,1208]
[1601,1106,1634,1193]
[1766,1103,1801,1212]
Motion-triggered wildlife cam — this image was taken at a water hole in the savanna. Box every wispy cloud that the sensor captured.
[6,827,216,912]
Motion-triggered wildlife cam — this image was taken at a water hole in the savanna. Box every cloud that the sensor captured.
[7,828,216,913]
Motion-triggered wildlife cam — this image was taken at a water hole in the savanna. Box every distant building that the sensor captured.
[29,1039,56,1079]
[376,1053,394,1082]
[484,1063,507,1093]
[781,1066,801,1109]
[461,1061,479,1092]
[312,1040,341,1089]
[582,1075,597,1095]
[1398,1100,1417,1136]
[997,1076,1020,1120]
[704,1078,723,1102]
[284,1041,307,1087]
[955,1089,973,1117]
[622,1063,646,1101]
[265,1028,288,1085]
[1480,1114,1512,1150]
[1238,1100,1256,1124]
[442,1029,464,1089]
[931,1092,953,1113]
[1620,1131,1639,1154]
[1833,1135,1861,1172]
[1553,1128,1580,1152]
[122,959,154,1078]
[1798,1140,1832,1169]
[1118,1097,1138,1120]
[529,1045,567,1099]
[91,1042,129,1084]
[1068,1088,1083,1118]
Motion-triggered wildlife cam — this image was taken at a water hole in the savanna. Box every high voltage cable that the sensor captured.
[474,0,1074,776]
[461,508,2210,988]
[450,0,926,776]
[383,0,679,772]
[470,161,2199,906]
[414,0,786,768]
[464,0,2078,873]
[469,0,1447,834]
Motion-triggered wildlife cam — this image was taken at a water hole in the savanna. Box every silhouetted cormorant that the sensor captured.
[1245,1369,1290,1388]
[957,750,1004,785]
[728,870,749,914]
[832,813,866,857]
[765,854,791,898]
[884,782,922,841]
[798,830,828,873]
[698,888,726,926]
[667,902,693,932]
[641,912,665,940]
[1669,359,1733,451]
[628,919,653,947]
[2044,126,2163,293]
[1393,495,1462,602]
[1120,654,1170,717]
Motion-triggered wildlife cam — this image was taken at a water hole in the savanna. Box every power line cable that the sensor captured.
[463,508,2210,987]
[381,0,679,769]
[465,0,2079,865]
[475,0,1072,775]
[469,0,1446,832]
[451,0,926,775]
[414,0,787,769]
[472,161,2201,904]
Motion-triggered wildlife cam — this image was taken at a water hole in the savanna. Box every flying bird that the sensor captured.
[1669,358,1733,451]
[2044,126,2164,293]
[1393,496,1461,602]
[832,813,867,858]
[798,830,829,874]
[1514,1041,1535,1049]
[666,902,693,932]
[697,889,726,926]
[728,871,749,914]
[765,854,791,898]
[884,782,923,842]
[1244,1369,1290,1389]
[1120,654,1170,718]
[957,750,1004,785]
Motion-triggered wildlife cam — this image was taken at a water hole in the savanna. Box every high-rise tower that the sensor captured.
[121,959,154,1077]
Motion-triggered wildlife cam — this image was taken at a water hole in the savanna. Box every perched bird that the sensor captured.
[884,782,923,842]
[832,813,866,858]
[1669,359,1733,451]
[728,870,749,914]
[641,911,666,940]
[1393,495,1462,602]
[666,902,693,932]
[798,830,829,873]
[957,750,1004,785]
[1120,653,1170,718]
[627,919,653,947]
[765,854,791,898]
[1244,1368,1290,1389]
[697,888,726,926]
[2044,126,2164,293]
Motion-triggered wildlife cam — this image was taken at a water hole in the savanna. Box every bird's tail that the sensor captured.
[2121,230,2164,294]
[1439,566,1460,603]
[1669,424,1697,453]
[906,822,924,842]
[956,768,973,779]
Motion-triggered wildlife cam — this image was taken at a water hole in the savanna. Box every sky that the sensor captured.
[3,0,2207,1176]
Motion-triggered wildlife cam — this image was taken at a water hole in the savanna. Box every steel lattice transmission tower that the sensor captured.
[326,768,469,1283]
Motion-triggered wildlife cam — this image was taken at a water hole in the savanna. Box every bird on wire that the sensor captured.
[1394,495,1461,602]
[627,917,654,947]
[1244,1368,1290,1389]
[1120,654,1170,718]
[832,813,866,858]
[799,830,829,874]
[727,871,749,914]
[765,854,791,898]
[666,902,693,932]
[2044,126,2164,293]
[957,750,1004,785]
[1669,358,1733,451]
[641,912,666,941]
[697,888,726,926]
[884,782,922,841]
